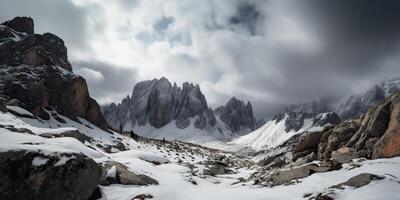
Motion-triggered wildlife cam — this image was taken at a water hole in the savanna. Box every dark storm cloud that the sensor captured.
[0,0,90,51]
[3,0,400,120]
[245,0,400,118]
[72,61,138,104]
[229,2,264,36]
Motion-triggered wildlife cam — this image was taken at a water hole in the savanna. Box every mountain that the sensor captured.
[0,16,107,130]
[337,76,400,119]
[102,78,258,142]
[232,109,340,151]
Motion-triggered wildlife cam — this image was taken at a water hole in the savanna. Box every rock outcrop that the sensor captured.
[215,97,256,133]
[102,78,258,137]
[301,92,400,162]
[0,150,101,200]
[0,17,108,130]
[337,77,400,119]
[100,161,158,186]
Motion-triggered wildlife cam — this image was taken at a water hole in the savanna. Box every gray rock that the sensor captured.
[334,173,384,189]
[40,130,91,143]
[0,150,100,200]
[214,97,256,133]
[100,161,158,186]
[331,147,359,163]
[203,165,233,176]
[102,78,215,132]
[267,163,319,186]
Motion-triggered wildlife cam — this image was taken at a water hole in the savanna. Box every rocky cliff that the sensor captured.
[102,78,258,139]
[337,77,400,120]
[0,16,108,130]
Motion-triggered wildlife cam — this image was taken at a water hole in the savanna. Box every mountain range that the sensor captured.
[101,77,261,142]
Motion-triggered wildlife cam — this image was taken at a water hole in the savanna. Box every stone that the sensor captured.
[267,163,319,186]
[203,165,233,176]
[318,118,361,160]
[331,147,359,163]
[0,150,100,200]
[100,161,158,186]
[373,96,400,158]
[334,173,384,189]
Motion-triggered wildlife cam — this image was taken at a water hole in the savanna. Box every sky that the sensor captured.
[1,0,400,119]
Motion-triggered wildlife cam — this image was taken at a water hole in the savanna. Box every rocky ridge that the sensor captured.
[0,16,108,130]
[102,78,259,140]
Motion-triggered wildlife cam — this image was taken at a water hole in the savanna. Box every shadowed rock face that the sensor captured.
[215,97,256,133]
[1,16,34,35]
[102,77,214,130]
[0,150,101,200]
[102,78,258,135]
[310,92,400,161]
[0,17,108,130]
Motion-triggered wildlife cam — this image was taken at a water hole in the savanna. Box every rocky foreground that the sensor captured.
[0,16,400,200]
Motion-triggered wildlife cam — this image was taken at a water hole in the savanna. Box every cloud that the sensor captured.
[3,0,400,119]
[72,60,138,104]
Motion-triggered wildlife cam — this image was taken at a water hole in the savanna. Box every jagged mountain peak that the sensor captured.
[102,78,257,142]
[337,76,400,119]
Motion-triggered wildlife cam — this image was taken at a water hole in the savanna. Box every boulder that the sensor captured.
[373,96,400,158]
[331,147,359,163]
[0,150,100,200]
[318,118,361,160]
[334,173,384,189]
[346,100,391,157]
[203,165,233,176]
[293,129,328,154]
[267,163,319,186]
[40,130,91,143]
[100,161,158,186]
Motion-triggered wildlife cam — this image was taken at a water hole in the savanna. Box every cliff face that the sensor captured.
[0,16,108,130]
[102,78,258,138]
[215,97,256,133]
[337,77,400,120]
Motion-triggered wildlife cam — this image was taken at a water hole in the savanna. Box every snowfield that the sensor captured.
[232,114,325,151]
[0,107,399,200]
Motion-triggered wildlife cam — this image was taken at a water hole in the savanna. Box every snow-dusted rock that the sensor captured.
[0,150,100,200]
[102,78,257,142]
[0,17,108,130]
[100,161,158,186]
[337,77,400,119]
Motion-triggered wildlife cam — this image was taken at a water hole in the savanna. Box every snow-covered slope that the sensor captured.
[232,112,339,151]
[1,106,399,200]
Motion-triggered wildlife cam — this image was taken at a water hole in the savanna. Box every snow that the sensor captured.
[99,157,400,200]
[110,150,170,164]
[32,156,49,166]
[54,155,76,166]
[107,166,117,178]
[0,106,399,200]
[232,114,325,150]
[6,106,33,116]
[131,118,233,144]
